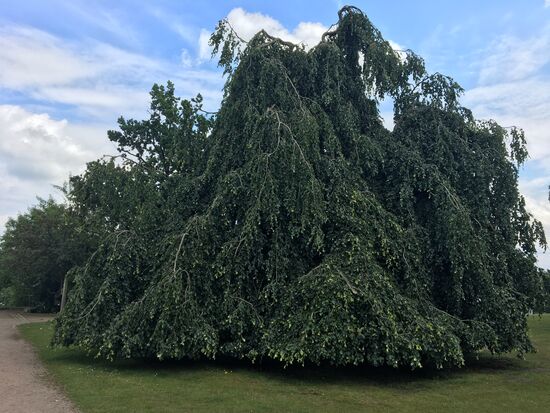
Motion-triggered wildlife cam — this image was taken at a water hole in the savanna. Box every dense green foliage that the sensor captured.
[54,6,547,369]
[0,284,15,308]
[542,269,550,312]
[0,198,93,311]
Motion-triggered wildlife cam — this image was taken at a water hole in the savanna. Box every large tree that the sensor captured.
[542,269,550,313]
[54,6,546,369]
[0,198,93,312]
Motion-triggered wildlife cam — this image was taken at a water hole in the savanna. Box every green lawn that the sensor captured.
[20,314,550,413]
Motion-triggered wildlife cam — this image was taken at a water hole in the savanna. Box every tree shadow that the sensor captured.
[37,317,535,388]
[45,343,531,390]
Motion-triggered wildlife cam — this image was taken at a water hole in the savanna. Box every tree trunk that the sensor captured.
[60,274,69,312]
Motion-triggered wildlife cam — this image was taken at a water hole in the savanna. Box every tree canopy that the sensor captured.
[0,198,93,311]
[53,6,547,369]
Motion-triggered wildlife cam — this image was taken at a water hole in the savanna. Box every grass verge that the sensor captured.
[19,314,550,413]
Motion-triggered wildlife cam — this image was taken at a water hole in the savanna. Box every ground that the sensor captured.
[15,313,550,413]
[0,310,77,413]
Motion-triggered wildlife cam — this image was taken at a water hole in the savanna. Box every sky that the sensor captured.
[0,0,549,268]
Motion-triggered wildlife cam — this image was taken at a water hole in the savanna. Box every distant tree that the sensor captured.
[0,283,15,308]
[0,198,93,312]
[54,6,547,369]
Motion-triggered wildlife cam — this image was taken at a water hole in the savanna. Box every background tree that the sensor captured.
[0,269,15,308]
[0,198,93,311]
[54,6,547,369]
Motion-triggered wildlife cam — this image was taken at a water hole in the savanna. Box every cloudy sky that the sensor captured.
[1,0,549,267]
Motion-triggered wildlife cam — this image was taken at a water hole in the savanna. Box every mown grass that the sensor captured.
[19,314,550,413]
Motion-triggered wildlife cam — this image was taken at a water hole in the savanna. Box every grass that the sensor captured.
[19,315,550,413]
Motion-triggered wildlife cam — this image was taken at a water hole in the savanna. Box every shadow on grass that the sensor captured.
[43,335,530,391]
[464,353,527,372]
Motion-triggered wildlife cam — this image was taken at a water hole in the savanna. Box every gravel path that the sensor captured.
[0,310,78,413]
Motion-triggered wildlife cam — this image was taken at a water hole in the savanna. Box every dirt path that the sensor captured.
[0,310,78,413]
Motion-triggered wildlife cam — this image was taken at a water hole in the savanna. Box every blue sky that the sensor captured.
[0,0,549,267]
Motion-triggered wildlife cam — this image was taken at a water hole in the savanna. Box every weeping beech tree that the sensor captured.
[54,6,547,369]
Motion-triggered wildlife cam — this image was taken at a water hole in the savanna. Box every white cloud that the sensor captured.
[387,40,408,61]
[287,21,329,48]
[147,7,197,44]
[0,105,115,231]
[0,24,224,119]
[198,29,212,61]
[463,79,550,164]
[197,7,328,60]
[0,26,98,88]
[31,86,150,119]
[520,177,550,269]
[0,25,159,118]
[180,49,193,68]
[61,2,143,47]
[226,8,327,48]
[388,40,404,51]
[464,25,550,268]
[0,105,112,182]
[0,26,165,91]
[546,0,550,8]
[478,26,550,85]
